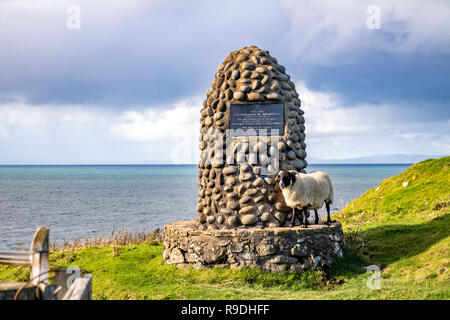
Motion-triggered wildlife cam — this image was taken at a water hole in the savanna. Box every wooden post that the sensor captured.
[30,226,49,285]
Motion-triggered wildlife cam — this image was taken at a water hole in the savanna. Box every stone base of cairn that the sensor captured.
[163,221,345,273]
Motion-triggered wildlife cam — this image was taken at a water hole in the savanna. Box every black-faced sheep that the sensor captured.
[275,170,335,227]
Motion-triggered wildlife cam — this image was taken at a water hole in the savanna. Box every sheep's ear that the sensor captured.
[289,172,296,184]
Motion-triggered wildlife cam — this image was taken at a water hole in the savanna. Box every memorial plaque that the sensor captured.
[229,103,284,136]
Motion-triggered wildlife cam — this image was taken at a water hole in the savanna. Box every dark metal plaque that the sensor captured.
[229,103,284,136]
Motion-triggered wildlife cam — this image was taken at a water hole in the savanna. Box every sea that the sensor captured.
[0,164,409,250]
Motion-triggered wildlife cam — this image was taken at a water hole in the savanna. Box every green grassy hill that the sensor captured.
[333,156,449,289]
[1,157,449,299]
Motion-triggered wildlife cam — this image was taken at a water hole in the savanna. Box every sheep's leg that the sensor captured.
[326,202,335,225]
[302,208,309,228]
[290,207,296,227]
[314,210,319,224]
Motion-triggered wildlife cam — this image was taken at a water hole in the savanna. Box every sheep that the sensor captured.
[275,170,335,227]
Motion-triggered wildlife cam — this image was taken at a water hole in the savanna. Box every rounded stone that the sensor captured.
[294,159,305,170]
[227,201,238,210]
[239,173,252,181]
[226,177,236,186]
[268,221,280,228]
[259,154,269,164]
[239,196,252,204]
[248,153,257,164]
[214,112,224,121]
[275,201,290,212]
[261,212,272,222]
[242,70,251,78]
[274,211,286,223]
[254,141,267,153]
[295,150,306,159]
[242,62,255,70]
[225,89,233,100]
[226,192,238,200]
[223,167,238,175]
[233,91,245,100]
[240,214,257,226]
[239,206,256,215]
[246,188,259,196]
[212,160,224,168]
[237,184,247,196]
[236,153,246,163]
[220,208,232,215]
[218,102,227,112]
[286,140,294,149]
[251,73,261,81]
[197,213,206,223]
[223,186,233,192]
[270,80,280,90]
[268,194,277,203]
[254,195,265,203]
[266,92,282,101]
[231,70,240,80]
[227,216,239,227]
[255,67,267,74]
[247,92,265,102]
[217,215,225,224]
[253,177,264,187]
[287,150,296,160]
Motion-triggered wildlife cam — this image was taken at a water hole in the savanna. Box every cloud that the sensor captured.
[0,1,448,163]
[281,0,450,64]
[0,97,201,164]
[110,98,201,142]
[297,82,450,158]
[0,84,448,164]
[0,0,449,107]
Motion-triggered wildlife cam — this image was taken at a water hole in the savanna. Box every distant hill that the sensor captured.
[308,154,447,164]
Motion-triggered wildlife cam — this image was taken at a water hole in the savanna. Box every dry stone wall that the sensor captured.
[163,221,345,273]
[197,46,307,230]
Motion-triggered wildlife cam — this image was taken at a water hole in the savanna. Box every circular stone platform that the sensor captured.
[163,221,345,273]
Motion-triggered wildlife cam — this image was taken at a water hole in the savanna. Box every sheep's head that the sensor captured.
[275,171,296,189]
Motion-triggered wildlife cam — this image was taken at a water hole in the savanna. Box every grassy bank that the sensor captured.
[1,157,449,299]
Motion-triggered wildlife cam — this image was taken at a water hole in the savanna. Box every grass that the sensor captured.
[1,157,449,299]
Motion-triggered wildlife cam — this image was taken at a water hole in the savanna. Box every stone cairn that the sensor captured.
[163,46,345,273]
[197,45,307,230]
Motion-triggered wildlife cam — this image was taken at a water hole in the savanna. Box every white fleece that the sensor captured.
[281,171,334,210]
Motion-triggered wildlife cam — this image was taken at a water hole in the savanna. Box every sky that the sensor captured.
[0,0,449,164]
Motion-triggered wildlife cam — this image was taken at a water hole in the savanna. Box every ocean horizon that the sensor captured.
[0,164,410,250]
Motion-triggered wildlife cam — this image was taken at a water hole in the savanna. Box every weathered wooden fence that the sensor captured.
[0,226,92,300]
[0,226,49,285]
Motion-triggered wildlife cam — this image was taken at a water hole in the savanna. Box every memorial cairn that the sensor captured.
[163,46,344,273]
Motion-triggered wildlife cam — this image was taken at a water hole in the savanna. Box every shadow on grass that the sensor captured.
[326,214,449,279]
